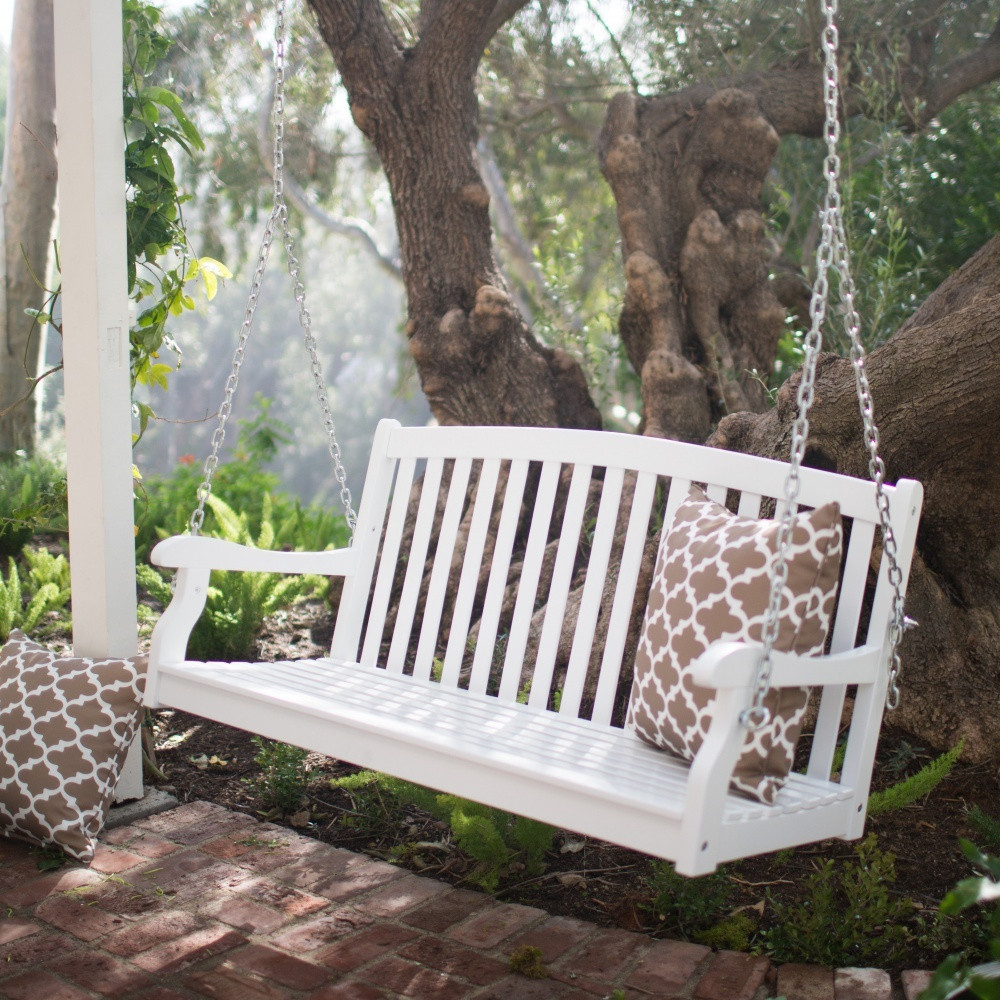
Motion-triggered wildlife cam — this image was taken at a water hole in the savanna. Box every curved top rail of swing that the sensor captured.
[379,420,922,522]
[151,535,359,577]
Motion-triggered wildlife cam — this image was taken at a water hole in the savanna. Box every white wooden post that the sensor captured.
[53,0,143,801]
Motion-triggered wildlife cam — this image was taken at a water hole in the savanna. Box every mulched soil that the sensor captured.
[142,599,999,974]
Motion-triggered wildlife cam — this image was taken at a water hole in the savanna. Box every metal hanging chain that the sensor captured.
[189,0,356,539]
[740,0,909,729]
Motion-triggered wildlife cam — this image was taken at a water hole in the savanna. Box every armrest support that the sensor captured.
[690,641,882,692]
[151,535,359,577]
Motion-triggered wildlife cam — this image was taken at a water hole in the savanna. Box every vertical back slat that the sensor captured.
[469,459,529,695]
[806,516,876,779]
[737,491,763,517]
[705,482,727,504]
[386,457,444,674]
[527,463,594,711]
[559,466,625,718]
[663,476,692,525]
[498,461,562,703]
[440,458,501,688]
[359,455,416,669]
[413,458,472,681]
[331,419,401,663]
[591,468,658,726]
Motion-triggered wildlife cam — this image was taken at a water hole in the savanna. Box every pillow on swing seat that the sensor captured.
[627,485,843,804]
[0,631,146,862]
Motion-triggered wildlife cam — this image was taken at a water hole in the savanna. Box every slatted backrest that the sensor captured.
[331,420,922,783]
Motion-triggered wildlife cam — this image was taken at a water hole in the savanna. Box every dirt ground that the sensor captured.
[144,600,999,973]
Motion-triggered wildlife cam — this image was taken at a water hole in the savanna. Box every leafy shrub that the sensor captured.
[137,493,325,660]
[330,771,556,892]
[762,834,913,966]
[644,860,733,940]
[248,737,312,814]
[0,455,67,558]
[921,841,1000,1000]
[868,742,964,818]
[0,555,71,642]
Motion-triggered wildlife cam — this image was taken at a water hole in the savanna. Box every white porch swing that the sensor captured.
[144,0,923,876]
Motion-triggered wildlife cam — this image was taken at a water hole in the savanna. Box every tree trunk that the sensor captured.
[0,0,57,457]
[712,235,1000,761]
[307,0,600,433]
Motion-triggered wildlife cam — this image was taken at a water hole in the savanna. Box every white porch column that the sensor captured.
[53,0,142,800]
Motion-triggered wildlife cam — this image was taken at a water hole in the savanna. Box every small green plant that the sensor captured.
[330,771,555,892]
[248,737,312,814]
[509,944,548,979]
[695,911,756,951]
[137,492,325,660]
[868,741,964,818]
[968,808,1000,855]
[0,556,71,642]
[762,834,913,966]
[0,454,67,557]
[644,860,733,940]
[921,841,1000,1000]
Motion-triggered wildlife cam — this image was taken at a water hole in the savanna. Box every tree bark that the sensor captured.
[307,0,600,432]
[0,0,57,457]
[711,236,1000,760]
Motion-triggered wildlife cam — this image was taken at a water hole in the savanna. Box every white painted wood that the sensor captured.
[54,0,141,801]
[387,457,443,674]
[145,419,925,873]
[152,535,359,576]
[591,469,657,726]
[498,460,560,702]
[358,455,415,669]
[527,463,592,711]
[414,458,471,681]
[469,459,528,694]
[440,458,501,688]
[560,467,624,718]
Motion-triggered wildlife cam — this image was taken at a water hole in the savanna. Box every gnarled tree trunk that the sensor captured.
[308,0,599,434]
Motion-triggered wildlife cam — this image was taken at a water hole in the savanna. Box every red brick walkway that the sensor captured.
[0,802,930,999]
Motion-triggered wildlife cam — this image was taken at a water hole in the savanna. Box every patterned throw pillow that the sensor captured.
[627,485,843,803]
[0,631,146,861]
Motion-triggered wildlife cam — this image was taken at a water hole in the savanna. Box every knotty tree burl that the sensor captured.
[307,0,1000,760]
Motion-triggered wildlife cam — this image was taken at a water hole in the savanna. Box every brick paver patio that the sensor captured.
[0,802,931,999]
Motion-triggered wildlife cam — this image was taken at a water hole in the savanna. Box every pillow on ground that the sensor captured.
[0,631,146,861]
[627,485,843,803]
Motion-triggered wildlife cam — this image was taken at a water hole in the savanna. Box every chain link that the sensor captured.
[189,0,356,538]
[741,0,909,729]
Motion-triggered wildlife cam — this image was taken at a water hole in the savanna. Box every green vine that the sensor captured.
[121,0,230,438]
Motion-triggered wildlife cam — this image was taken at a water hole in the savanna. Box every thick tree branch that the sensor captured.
[417,0,531,74]
[307,0,403,135]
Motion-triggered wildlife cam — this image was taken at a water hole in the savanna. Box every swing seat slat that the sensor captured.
[145,419,923,875]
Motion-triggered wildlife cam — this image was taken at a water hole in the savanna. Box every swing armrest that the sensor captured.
[691,641,882,691]
[151,535,359,577]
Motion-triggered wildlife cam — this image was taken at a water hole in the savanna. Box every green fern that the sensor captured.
[868,741,964,818]
[139,493,325,661]
[0,557,69,642]
[330,771,555,890]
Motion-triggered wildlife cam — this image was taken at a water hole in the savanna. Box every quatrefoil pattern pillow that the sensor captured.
[0,631,146,861]
[627,486,843,803]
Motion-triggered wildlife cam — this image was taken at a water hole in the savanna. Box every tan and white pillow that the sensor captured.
[0,631,146,861]
[627,485,843,803]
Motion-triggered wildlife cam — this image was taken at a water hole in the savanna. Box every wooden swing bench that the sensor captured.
[145,420,922,875]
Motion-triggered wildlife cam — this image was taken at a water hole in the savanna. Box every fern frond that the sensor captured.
[869,741,964,817]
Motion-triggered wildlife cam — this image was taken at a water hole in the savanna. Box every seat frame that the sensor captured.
[145,419,923,875]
